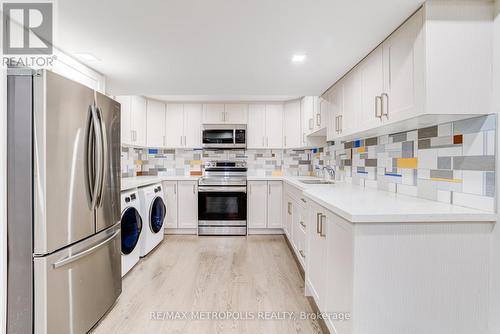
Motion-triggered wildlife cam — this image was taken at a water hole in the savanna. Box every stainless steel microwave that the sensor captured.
[202,124,246,149]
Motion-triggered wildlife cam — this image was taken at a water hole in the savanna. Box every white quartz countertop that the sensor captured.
[300,182,497,223]
[248,176,497,223]
[122,175,497,223]
[121,176,200,191]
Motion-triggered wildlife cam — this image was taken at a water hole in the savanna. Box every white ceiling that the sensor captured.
[56,0,424,100]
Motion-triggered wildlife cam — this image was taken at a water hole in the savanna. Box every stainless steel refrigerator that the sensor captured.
[7,69,122,334]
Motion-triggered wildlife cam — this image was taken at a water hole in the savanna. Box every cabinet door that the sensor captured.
[359,47,384,130]
[326,85,343,141]
[283,100,302,148]
[325,212,354,334]
[183,103,202,148]
[146,99,166,148]
[116,96,132,145]
[267,181,283,228]
[306,202,328,310]
[130,96,147,147]
[165,104,185,148]
[225,104,248,124]
[247,104,266,149]
[265,104,284,148]
[382,8,423,123]
[316,97,327,131]
[342,68,361,136]
[202,104,225,124]
[300,97,314,145]
[162,181,178,229]
[247,181,268,228]
[177,181,198,228]
[284,196,293,238]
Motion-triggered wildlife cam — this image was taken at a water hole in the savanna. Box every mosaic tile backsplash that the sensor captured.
[312,115,497,212]
[121,148,312,178]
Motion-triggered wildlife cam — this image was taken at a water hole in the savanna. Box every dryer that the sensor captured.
[120,189,143,276]
[138,183,166,257]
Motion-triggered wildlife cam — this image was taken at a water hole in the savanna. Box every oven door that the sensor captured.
[198,186,247,235]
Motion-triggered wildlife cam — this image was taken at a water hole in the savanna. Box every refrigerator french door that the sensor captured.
[7,69,121,334]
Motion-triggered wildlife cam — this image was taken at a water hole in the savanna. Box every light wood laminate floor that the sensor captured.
[91,235,323,334]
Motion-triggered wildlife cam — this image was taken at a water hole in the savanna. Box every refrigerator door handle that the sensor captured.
[96,107,107,208]
[52,230,120,269]
[87,105,102,210]
[84,107,95,208]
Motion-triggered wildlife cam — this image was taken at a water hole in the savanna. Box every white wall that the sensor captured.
[492,1,500,333]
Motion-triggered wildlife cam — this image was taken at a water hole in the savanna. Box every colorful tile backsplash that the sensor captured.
[121,115,496,212]
[121,148,312,178]
[312,115,497,212]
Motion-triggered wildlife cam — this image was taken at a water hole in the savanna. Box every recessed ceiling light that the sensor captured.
[73,52,100,62]
[291,54,306,63]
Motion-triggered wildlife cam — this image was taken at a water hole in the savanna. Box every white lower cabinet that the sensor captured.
[325,212,354,334]
[306,201,329,309]
[248,181,282,230]
[162,181,178,229]
[306,200,354,334]
[267,181,283,228]
[248,181,268,228]
[177,181,198,229]
[284,195,293,238]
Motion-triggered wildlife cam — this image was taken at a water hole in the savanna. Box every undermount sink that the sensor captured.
[298,179,335,185]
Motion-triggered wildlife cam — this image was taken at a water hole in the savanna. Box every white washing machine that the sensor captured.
[138,183,166,257]
[120,189,143,277]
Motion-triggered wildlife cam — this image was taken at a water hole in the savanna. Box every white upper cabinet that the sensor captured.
[283,100,302,149]
[202,104,225,123]
[165,103,202,149]
[183,104,202,148]
[247,104,266,148]
[146,99,166,148]
[324,2,492,139]
[382,8,424,124]
[300,97,314,145]
[359,47,385,131]
[116,96,147,147]
[247,103,283,149]
[265,104,284,148]
[326,84,343,141]
[224,104,248,124]
[165,103,185,148]
[203,103,248,124]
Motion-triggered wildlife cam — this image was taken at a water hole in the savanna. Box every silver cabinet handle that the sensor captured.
[130,130,134,142]
[268,184,271,195]
[316,213,321,234]
[381,93,389,119]
[288,202,292,215]
[163,135,166,146]
[339,115,343,133]
[320,214,326,237]
[299,250,305,258]
[316,113,321,126]
[309,118,313,130]
[192,184,196,194]
[300,198,306,203]
[174,183,177,194]
[284,136,287,147]
[262,136,265,147]
[335,116,339,133]
[184,135,187,146]
[53,230,120,269]
[180,136,183,145]
[375,96,383,119]
[300,221,306,228]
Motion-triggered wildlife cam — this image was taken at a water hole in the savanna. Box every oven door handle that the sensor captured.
[198,186,247,193]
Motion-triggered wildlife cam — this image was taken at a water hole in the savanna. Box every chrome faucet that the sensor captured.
[322,166,336,180]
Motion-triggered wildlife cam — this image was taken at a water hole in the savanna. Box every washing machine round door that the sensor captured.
[121,207,143,255]
[149,197,166,233]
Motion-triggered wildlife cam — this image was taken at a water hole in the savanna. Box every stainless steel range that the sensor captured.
[198,161,247,236]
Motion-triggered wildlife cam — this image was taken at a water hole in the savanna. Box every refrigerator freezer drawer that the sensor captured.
[33,223,122,334]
